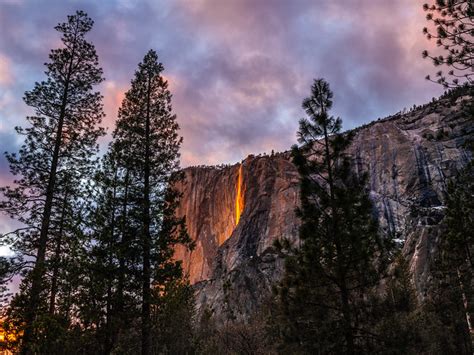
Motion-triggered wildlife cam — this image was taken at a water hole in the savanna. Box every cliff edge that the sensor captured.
[175,89,473,321]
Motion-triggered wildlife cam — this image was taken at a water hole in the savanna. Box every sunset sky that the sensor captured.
[0,0,444,250]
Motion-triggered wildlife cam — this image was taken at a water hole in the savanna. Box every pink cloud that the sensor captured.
[0,54,12,85]
[0,0,444,170]
[102,81,126,131]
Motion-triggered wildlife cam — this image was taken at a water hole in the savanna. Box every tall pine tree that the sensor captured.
[422,159,474,354]
[111,49,193,355]
[272,79,391,354]
[445,159,474,337]
[0,11,104,353]
[77,145,142,353]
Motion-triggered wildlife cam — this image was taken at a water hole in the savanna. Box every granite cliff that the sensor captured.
[175,89,473,321]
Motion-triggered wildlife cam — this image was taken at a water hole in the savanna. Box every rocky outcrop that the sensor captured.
[175,155,299,284]
[176,90,473,321]
[347,94,473,295]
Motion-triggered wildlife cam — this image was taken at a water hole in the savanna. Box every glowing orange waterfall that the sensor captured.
[235,164,245,225]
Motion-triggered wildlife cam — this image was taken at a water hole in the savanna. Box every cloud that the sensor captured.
[166,0,443,165]
[0,0,444,170]
[101,81,126,131]
[0,54,13,85]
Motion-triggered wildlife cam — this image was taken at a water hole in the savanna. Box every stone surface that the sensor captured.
[175,92,473,321]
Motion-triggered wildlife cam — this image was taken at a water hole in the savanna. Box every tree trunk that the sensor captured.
[141,73,152,355]
[104,167,118,355]
[457,268,474,349]
[116,169,129,342]
[49,189,69,314]
[322,116,354,355]
[21,44,76,354]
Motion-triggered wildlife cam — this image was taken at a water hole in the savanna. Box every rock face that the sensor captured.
[176,91,473,321]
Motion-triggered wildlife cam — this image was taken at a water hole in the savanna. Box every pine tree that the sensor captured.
[372,254,426,354]
[0,11,104,353]
[273,79,391,354]
[423,159,474,354]
[422,0,474,87]
[112,49,193,355]
[150,280,195,354]
[445,159,474,333]
[85,150,122,353]
[78,146,142,353]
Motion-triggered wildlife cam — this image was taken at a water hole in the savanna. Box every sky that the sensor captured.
[0,0,444,252]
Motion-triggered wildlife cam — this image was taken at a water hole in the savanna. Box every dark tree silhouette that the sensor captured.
[429,159,474,352]
[0,11,104,354]
[273,79,391,354]
[422,0,474,87]
[112,49,193,355]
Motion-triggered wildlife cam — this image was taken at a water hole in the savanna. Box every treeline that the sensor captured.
[352,84,473,136]
[0,11,193,355]
[0,10,473,355]
[188,81,473,355]
[265,79,473,354]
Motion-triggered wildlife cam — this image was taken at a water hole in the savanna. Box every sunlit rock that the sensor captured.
[175,93,473,321]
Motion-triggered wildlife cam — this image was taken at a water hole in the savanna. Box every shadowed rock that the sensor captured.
[175,91,473,322]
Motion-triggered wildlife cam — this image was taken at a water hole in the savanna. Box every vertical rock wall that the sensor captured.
[174,165,240,284]
[175,93,473,320]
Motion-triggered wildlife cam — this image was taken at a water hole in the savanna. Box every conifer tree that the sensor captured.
[422,0,474,87]
[422,160,474,354]
[78,146,142,353]
[445,159,473,332]
[86,150,122,353]
[0,11,104,353]
[273,79,390,354]
[372,254,425,353]
[150,280,195,354]
[112,49,193,355]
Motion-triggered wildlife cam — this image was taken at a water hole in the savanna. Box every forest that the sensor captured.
[0,1,473,354]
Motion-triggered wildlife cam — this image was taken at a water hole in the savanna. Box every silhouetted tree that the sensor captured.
[84,150,124,353]
[371,254,427,354]
[112,49,193,355]
[422,0,474,87]
[0,11,104,353]
[423,159,474,353]
[273,79,391,354]
[150,280,195,354]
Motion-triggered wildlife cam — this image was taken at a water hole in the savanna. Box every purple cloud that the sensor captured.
[0,0,442,172]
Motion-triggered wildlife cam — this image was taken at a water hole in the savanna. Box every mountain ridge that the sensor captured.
[175,87,473,322]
